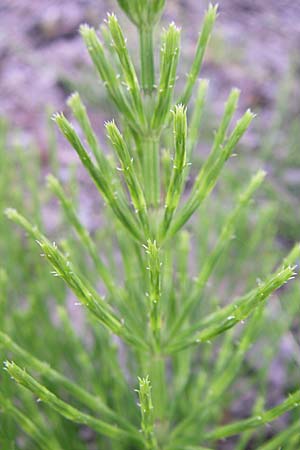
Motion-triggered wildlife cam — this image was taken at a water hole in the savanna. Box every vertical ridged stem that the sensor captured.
[143,136,160,208]
[139,27,155,94]
[154,355,166,420]
[148,354,167,432]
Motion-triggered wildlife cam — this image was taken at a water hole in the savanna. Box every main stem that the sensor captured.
[139,27,155,94]
[139,22,165,446]
[143,136,160,209]
[148,351,167,448]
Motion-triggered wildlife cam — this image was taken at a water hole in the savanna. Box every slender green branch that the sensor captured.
[144,240,162,343]
[204,389,300,441]
[106,120,149,235]
[137,376,158,449]
[47,175,117,294]
[80,25,141,133]
[5,209,148,351]
[187,79,209,159]
[0,392,62,450]
[166,265,295,353]
[4,362,143,446]
[53,112,144,242]
[152,23,181,132]
[115,0,165,94]
[161,104,188,238]
[256,420,300,450]
[67,92,113,177]
[0,330,133,432]
[169,307,266,445]
[108,14,147,128]
[169,108,255,236]
[179,4,218,106]
[168,170,266,338]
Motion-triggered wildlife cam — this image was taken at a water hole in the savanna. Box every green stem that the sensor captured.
[143,136,160,208]
[149,354,167,426]
[204,389,300,441]
[139,27,155,94]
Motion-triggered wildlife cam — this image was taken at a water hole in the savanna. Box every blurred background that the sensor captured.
[1,1,300,447]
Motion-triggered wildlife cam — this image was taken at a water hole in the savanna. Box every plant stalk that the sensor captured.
[143,136,160,208]
[146,353,167,449]
[139,27,155,94]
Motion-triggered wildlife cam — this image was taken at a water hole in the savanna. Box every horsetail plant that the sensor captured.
[2,1,300,449]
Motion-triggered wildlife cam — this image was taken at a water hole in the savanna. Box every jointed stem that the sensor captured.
[139,27,155,94]
[143,136,161,208]
[150,354,167,422]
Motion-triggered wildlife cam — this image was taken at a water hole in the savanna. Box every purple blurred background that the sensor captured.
[1,0,300,143]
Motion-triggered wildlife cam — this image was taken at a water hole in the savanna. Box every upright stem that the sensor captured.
[143,136,160,208]
[139,20,165,446]
[139,27,155,94]
[148,352,167,445]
